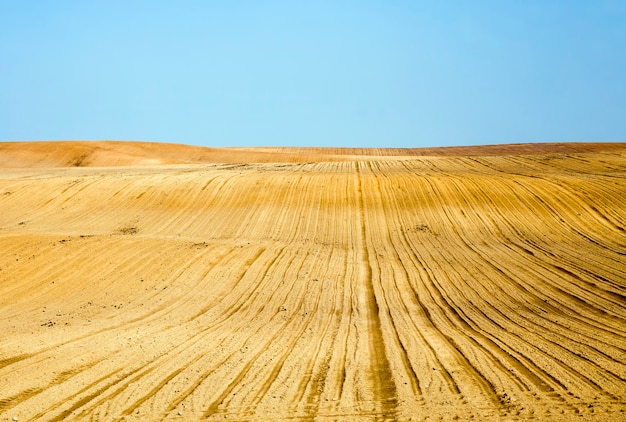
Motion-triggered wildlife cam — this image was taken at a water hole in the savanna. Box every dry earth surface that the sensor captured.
[0,141,625,421]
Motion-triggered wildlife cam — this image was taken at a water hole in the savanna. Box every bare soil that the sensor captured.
[0,141,625,421]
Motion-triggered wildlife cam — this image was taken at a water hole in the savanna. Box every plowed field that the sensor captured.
[1,142,625,421]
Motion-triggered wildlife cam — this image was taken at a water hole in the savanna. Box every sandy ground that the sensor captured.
[0,141,625,421]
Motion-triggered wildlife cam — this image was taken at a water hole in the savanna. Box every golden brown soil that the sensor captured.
[0,141,625,421]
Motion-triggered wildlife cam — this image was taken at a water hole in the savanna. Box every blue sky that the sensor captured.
[1,1,625,148]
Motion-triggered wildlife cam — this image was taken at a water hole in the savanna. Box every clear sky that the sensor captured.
[1,1,625,148]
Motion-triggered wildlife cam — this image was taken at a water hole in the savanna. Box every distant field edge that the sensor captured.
[1,140,625,167]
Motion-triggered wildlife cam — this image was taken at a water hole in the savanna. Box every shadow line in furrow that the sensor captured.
[53,351,181,420]
[298,253,346,415]
[225,248,316,406]
[160,332,247,416]
[355,162,398,416]
[365,166,424,398]
[292,249,338,410]
[500,205,626,298]
[401,166,626,400]
[0,359,107,414]
[427,224,624,396]
[40,245,266,419]
[7,244,231,379]
[413,234,576,394]
[201,254,314,418]
[467,233,626,364]
[376,163,460,400]
[119,361,198,417]
[314,249,353,408]
[116,248,284,413]
[497,179,626,309]
[200,318,297,418]
[403,234,553,391]
[550,262,626,318]
[514,179,624,254]
[243,268,324,415]
[0,354,31,372]
[424,277,553,394]
[387,174,501,401]
[57,177,102,208]
[118,247,286,416]
[402,252,499,401]
[184,247,266,322]
[158,248,289,416]
[35,367,127,421]
[497,238,626,341]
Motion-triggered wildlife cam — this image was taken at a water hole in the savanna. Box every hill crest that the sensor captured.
[1,140,625,167]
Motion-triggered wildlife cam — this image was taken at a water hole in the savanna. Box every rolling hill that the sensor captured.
[1,141,625,420]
